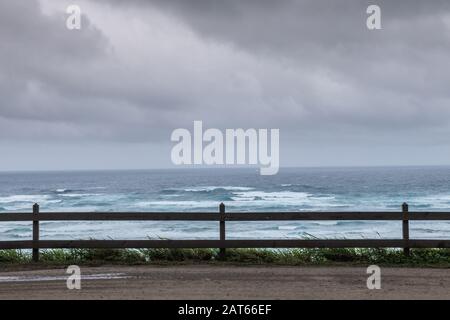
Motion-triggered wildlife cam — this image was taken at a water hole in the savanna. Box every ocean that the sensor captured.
[0,166,449,240]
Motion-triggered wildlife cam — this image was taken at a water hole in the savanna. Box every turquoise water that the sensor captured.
[0,167,449,240]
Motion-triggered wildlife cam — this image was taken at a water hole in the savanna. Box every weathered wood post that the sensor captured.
[219,202,226,260]
[402,202,410,256]
[32,203,40,262]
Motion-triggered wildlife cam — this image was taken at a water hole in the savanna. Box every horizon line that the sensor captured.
[1,164,450,174]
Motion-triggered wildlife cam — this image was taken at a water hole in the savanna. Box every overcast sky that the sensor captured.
[1,0,450,170]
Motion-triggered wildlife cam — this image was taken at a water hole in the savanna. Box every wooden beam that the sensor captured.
[0,211,450,221]
[0,239,448,249]
[402,203,410,256]
[219,203,226,259]
[32,203,39,262]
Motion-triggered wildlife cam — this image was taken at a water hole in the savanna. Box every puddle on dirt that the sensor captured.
[0,273,129,283]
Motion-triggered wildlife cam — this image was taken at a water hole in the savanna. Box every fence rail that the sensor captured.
[0,202,449,262]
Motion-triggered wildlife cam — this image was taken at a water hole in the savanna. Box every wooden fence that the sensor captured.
[0,202,449,262]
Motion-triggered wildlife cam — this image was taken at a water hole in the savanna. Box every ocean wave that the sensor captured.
[135,200,219,209]
[0,195,51,204]
[54,186,106,192]
[278,226,297,230]
[0,195,63,211]
[409,194,450,209]
[230,191,335,204]
[55,188,71,193]
[3,226,31,234]
[231,191,311,200]
[1,200,62,211]
[58,193,102,198]
[165,186,255,192]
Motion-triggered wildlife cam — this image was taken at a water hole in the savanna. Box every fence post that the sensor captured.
[219,202,226,260]
[402,202,410,256]
[32,203,39,262]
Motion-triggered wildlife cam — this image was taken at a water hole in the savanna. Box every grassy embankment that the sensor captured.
[0,248,449,267]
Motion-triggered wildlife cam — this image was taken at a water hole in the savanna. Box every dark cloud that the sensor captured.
[0,0,109,131]
[1,0,450,169]
[144,0,450,125]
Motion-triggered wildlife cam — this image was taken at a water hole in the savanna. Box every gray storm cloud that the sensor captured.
[1,0,450,169]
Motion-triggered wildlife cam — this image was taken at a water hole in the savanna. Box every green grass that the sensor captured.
[0,248,449,267]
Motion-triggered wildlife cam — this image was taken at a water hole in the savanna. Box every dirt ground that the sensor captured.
[0,265,448,300]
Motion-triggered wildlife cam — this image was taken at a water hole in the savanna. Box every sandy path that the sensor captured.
[0,265,448,300]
